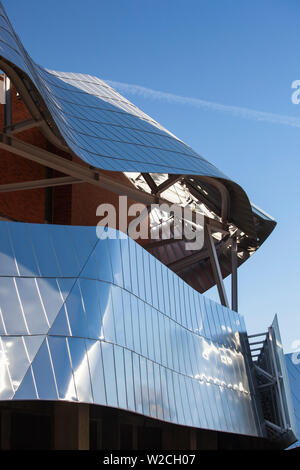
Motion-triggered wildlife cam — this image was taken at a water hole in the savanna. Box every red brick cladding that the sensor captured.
[0,83,47,222]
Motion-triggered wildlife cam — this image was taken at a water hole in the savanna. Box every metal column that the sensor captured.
[231,238,238,312]
[205,224,229,307]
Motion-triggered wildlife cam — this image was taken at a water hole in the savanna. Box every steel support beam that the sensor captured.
[258,382,275,389]
[268,327,287,429]
[265,420,287,434]
[0,60,67,150]
[141,173,157,194]
[248,332,268,338]
[167,236,231,273]
[5,118,42,135]
[195,176,230,222]
[231,238,238,312]
[204,224,229,307]
[168,247,210,272]
[142,173,183,196]
[155,174,183,195]
[0,176,82,193]
[254,365,275,383]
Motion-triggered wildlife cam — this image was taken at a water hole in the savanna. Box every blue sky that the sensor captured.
[2,0,300,352]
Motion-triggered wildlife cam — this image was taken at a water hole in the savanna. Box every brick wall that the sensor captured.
[0,81,46,222]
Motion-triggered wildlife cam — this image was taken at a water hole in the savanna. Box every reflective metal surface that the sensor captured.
[0,3,224,175]
[0,221,261,436]
[270,316,298,440]
[285,353,300,449]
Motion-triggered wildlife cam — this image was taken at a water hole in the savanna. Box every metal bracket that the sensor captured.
[254,364,276,383]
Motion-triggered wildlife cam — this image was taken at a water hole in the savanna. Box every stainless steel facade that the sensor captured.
[285,353,300,448]
[270,316,298,442]
[0,3,226,176]
[0,221,262,437]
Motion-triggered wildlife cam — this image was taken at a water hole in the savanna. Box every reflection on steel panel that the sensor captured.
[269,317,298,445]
[0,220,261,436]
[285,353,300,449]
[0,3,225,175]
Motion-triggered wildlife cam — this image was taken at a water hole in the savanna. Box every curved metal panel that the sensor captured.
[285,353,300,449]
[0,4,224,176]
[269,317,298,446]
[0,221,261,436]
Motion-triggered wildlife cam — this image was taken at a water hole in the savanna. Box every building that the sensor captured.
[0,2,297,450]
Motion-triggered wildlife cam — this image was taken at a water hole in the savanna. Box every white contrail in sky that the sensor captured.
[106,80,300,129]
